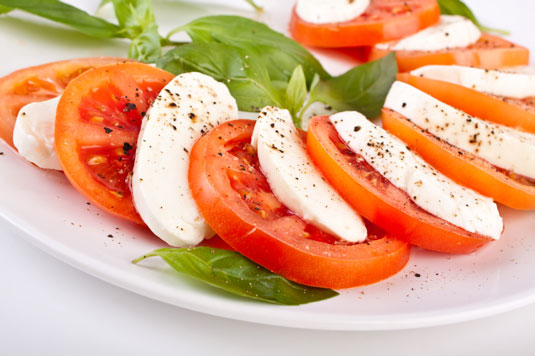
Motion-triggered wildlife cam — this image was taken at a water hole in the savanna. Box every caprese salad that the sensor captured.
[1,0,534,306]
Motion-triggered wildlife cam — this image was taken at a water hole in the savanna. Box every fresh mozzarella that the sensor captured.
[375,15,480,52]
[331,111,503,239]
[13,96,62,170]
[132,72,238,247]
[251,106,367,243]
[385,81,535,179]
[296,0,370,24]
[411,65,535,99]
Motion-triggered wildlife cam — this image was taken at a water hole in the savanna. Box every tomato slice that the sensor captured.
[289,0,440,48]
[0,57,131,148]
[397,73,535,133]
[307,116,494,254]
[382,108,535,210]
[55,62,175,224]
[367,33,530,72]
[189,119,410,289]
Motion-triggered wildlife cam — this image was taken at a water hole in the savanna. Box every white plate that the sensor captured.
[1,0,534,331]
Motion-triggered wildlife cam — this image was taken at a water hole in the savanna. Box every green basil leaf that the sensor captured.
[0,5,11,14]
[128,23,161,63]
[309,53,397,118]
[437,0,509,35]
[0,0,122,38]
[170,15,329,85]
[133,247,339,305]
[158,43,285,111]
[112,0,156,38]
[285,65,307,123]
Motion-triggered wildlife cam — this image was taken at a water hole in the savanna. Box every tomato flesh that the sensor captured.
[0,57,130,148]
[55,62,175,224]
[307,115,494,254]
[189,119,410,289]
[367,33,530,72]
[289,0,440,48]
[382,108,535,210]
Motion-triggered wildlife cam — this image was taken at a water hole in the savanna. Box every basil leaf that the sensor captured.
[0,5,11,14]
[128,23,161,63]
[133,247,339,305]
[158,43,285,111]
[309,53,397,118]
[0,0,121,38]
[112,0,155,38]
[285,65,307,122]
[437,0,509,35]
[170,15,329,85]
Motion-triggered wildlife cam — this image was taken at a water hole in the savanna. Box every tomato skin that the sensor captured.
[189,119,410,289]
[289,0,440,48]
[397,73,535,133]
[307,116,494,254]
[55,62,175,224]
[382,108,535,210]
[0,57,131,148]
[367,33,529,72]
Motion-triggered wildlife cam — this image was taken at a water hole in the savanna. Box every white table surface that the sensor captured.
[1,1,535,355]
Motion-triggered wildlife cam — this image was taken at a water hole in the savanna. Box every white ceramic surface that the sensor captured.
[0,0,534,331]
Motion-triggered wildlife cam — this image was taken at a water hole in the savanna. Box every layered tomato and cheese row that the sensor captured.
[382,81,535,210]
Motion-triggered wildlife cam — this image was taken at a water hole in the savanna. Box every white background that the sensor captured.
[1,1,534,355]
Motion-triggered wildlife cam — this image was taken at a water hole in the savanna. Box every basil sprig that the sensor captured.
[0,0,122,38]
[169,15,329,84]
[159,15,397,125]
[438,0,509,35]
[0,0,175,62]
[133,247,339,305]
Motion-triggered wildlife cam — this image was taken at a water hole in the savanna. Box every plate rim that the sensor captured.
[1,203,534,331]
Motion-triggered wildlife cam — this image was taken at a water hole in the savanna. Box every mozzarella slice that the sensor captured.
[385,81,535,179]
[13,96,62,170]
[375,15,480,52]
[251,106,367,243]
[132,72,238,247]
[331,111,503,239]
[411,65,535,99]
[296,0,370,24]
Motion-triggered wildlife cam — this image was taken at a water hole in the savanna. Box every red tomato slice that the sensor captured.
[382,108,535,210]
[188,119,410,289]
[198,235,235,251]
[55,62,175,224]
[0,57,131,148]
[289,0,440,48]
[307,116,494,254]
[397,73,535,133]
[367,33,530,72]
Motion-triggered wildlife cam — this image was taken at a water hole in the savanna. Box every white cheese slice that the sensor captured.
[251,106,367,243]
[375,15,480,52]
[331,111,503,239]
[411,65,535,99]
[132,72,238,247]
[296,0,370,24]
[385,81,535,179]
[13,96,62,170]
